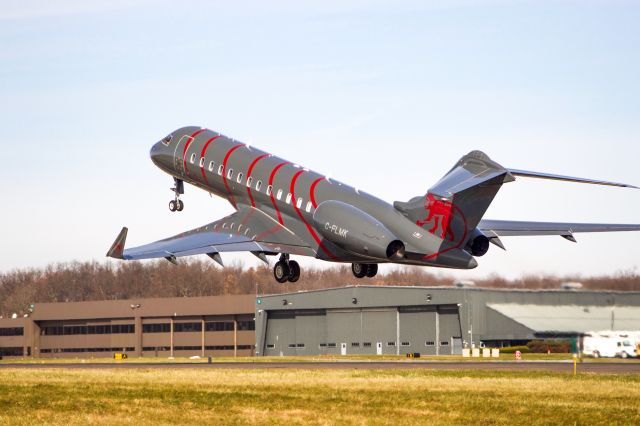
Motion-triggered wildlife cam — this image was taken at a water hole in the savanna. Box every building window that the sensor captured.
[363,342,372,347]
[142,323,170,333]
[218,165,224,176]
[327,343,336,348]
[296,343,305,348]
[288,344,296,348]
[204,321,234,332]
[208,161,215,172]
[0,327,23,336]
[266,344,275,349]
[41,324,134,335]
[401,342,411,347]
[319,343,327,348]
[173,322,202,333]
[237,172,243,183]
[237,321,255,331]
[190,153,196,164]
[440,341,449,346]
[276,189,283,200]
[351,342,360,347]
[387,342,396,347]
[425,341,435,347]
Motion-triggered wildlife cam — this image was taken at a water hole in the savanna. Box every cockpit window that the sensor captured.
[162,134,173,146]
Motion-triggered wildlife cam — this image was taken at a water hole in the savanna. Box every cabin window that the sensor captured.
[218,165,224,176]
[256,180,262,191]
[285,193,292,204]
[305,201,312,213]
[266,185,273,196]
[227,169,234,179]
[246,177,253,188]
[190,153,196,164]
[208,161,215,172]
[296,197,303,208]
[199,157,205,167]
[237,172,243,183]
[276,189,283,200]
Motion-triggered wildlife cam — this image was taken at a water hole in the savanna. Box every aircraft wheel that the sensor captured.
[365,263,378,277]
[274,261,290,283]
[177,200,184,211]
[288,261,300,283]
[351,263,366,278]
[169,200,177,212]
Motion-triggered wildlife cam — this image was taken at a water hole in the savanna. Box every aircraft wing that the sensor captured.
[478,219,640,239]
[107,206,316,262]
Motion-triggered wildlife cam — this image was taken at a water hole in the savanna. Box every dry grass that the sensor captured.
[0,368,638,425]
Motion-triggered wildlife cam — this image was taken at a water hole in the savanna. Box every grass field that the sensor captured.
[0,368,638,425]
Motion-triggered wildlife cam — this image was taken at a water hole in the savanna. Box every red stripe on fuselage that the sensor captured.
[291,170,337,260]
[310,177,324,208]
[199,135,221,185]
[246,153,271,207]
[268,162,289,225]
[222,143,245,209]
[182,129,206,176]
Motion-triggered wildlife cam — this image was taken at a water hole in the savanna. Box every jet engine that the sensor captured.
[464,229,490,257]
[313,200,404,260]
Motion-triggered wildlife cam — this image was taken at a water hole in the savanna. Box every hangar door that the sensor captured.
[263,310,327,356]
[398,306,438,355]
[327,308,397,355]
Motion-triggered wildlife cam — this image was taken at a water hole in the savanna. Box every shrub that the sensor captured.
[498,345,531,354]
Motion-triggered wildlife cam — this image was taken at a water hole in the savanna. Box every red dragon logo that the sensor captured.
[416,194,456,241]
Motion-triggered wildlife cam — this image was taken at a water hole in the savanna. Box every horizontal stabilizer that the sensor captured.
[508,169,638,189]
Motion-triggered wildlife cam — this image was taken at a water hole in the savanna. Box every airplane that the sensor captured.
[107,126,640,283]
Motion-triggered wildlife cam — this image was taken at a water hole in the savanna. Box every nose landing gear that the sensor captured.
[273,254,300,283]
[169,178,184,212]
[351,263,378,278]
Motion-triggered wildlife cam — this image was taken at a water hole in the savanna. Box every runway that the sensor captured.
[1,361,638,374]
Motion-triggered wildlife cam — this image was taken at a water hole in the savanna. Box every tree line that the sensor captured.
[0,260,638,316]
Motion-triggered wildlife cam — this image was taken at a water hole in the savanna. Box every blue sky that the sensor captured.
[1,0,639,279]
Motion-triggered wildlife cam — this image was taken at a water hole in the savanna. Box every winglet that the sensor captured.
[106,227,128,259]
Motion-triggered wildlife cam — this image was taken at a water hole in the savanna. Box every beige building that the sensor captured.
[0,294,256,358]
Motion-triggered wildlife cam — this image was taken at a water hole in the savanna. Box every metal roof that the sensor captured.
[487,303,640,333]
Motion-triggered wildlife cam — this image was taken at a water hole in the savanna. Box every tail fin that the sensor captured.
[394,151,514,243]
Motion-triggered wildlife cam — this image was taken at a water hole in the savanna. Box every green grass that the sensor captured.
[0,368,638,425]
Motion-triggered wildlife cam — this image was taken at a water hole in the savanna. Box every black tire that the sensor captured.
[273,261,290,283]
[288,261,300,283]
[365,263,378,277]
[169,200,177,212]
[351,263,366,278]
[177,200,184,211]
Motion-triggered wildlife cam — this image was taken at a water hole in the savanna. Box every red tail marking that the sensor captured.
[291,170,336,260]
[221,143,245,209]
[310,177,325,208]
[417,194,456,241]
[246,153,271,207]
[199,135,220,185]
[182,128,206,176]
[268,162,289,225]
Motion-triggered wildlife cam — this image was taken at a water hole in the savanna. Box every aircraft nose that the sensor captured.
[150,141,163,164]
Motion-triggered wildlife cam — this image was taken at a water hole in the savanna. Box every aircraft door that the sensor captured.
[173,135,193,176]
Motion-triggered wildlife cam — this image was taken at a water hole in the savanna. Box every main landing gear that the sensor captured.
[351,263,378,278]
[273,254,300,283]
[169,178,185,212]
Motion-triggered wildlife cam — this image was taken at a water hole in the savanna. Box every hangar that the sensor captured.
[2,285,640,358]
[255,286,640,356]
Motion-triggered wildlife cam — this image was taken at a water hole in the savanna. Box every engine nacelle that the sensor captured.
[313,200,404,260]
[465,229,490,257]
